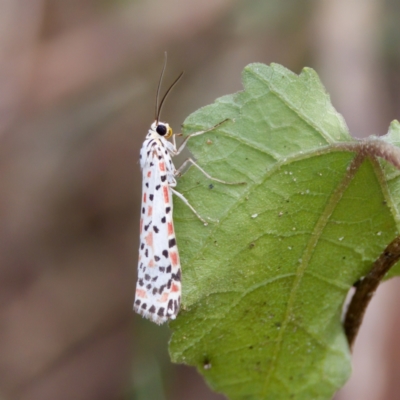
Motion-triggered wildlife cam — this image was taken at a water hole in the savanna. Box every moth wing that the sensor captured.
[135,142,181,324]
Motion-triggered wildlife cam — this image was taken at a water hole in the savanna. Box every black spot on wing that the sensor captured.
[158,307,165,317]
[158,284,166,294]
[169,238,176,248]
[172,270,181,281]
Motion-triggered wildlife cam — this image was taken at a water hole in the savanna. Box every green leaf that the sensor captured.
[168,63,400,400]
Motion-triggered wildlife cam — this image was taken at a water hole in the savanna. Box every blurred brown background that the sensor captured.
[0,1,400,399]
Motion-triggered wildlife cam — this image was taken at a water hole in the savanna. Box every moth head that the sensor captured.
[153,121,173,139]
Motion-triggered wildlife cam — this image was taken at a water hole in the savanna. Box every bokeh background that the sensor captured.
[1,1,400,399]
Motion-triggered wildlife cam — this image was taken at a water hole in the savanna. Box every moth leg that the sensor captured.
[171,188,213,225]
[173,119,230,155]
[175,158,245,185]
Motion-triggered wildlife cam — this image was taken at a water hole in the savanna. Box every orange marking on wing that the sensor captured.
[147,206,153,217]
[145,232,153,247]
[171,282,180,293]
[167,222,174,236]
[148,259,155,267]
[163,186,169,203]
[159,162,166,171]
[147,170,152,178]
[170,251,179,267]
[140,218,143,234]
[159,292,169,302]
[143,193,146,203]
[136,289,147,298]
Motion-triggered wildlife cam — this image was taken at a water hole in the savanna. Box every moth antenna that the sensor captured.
[155,52,168,122]
[157,69,184,123]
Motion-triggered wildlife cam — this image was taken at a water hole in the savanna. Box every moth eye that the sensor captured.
[156,124,167,136]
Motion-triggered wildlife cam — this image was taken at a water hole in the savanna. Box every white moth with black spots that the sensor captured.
[135,120,182,324]
[134,55,244,324]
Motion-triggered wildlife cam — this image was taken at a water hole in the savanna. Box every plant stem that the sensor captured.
[344,235,400,349]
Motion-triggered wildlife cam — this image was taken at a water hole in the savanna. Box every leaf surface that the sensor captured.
[169,63,400,400]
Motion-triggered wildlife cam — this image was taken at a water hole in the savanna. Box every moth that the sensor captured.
[134,55,242,324]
